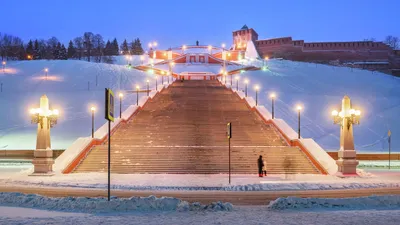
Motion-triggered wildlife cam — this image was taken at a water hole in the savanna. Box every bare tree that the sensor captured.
[74,37,83,60]
[93,34,104,63]
[83,32,94,62]
[384,35,399,49]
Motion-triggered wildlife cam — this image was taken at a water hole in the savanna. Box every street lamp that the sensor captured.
[140,55,144,65]
[182,45,187,54]
[223,71,228,85]
[264,56,269,67]
[235,75,240,91]
[244,79,249,97]
[146,79,150,96]
[161,71,165,84]
[166,71,170,84]
[296,105,302,139]
[136,85,140,105]
[255,85,260,106]
[208,45,212,54]
[155,74,158,91]
[2,61,5,73]
[221,43,226,49]
[331,96,361,174]
[270,93,276,119]
[30,107,59,129]
[118,93,123,118]
[90,106,96,138]
[44,68,48,80]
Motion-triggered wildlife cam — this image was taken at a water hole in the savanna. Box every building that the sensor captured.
[233,25,400,74]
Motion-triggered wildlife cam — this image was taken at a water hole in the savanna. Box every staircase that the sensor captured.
[73,80,320,174]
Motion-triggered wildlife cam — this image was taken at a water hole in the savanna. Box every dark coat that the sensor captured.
[257,157,264,168]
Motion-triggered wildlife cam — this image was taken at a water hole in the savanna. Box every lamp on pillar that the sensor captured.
[146,79,150,96]
[2,61,6,73]
[155,74,158,91]
[90,106,96,137]
[223,71,228,85]
[331,96,361,175]
[44,68,49,80]
[270,93,276,119]
[29,95,59,175]
[118,93,123,118]
[208,45,212,54]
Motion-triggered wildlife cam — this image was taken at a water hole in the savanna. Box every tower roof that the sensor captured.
[241,24,249,30]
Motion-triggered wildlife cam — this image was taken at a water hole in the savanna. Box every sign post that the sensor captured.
[388,130,392,169]
[227,122,232,184]
[105,88,115,201]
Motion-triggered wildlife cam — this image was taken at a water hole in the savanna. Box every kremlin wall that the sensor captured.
[233,25,400,75]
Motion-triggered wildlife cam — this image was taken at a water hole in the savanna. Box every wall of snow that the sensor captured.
[299,139,338,175]
[267,195,400,210]
[0,193,233,213]
[245,40,261,59]
[272,119,299,140]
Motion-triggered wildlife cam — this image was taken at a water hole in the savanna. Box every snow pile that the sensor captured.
[267,195,400,210]
[0,192,232,213]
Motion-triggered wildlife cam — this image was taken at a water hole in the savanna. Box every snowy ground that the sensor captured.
[1,201,400,225]
[240,59,400,152]
[358,160,400,168]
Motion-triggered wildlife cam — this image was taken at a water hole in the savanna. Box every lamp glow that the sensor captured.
[119,93,123,98]
[270,93,276,99]
[331,110,339,116]
[296,105,302,111]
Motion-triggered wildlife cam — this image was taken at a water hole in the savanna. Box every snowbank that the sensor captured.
[272,119,299,140]
[300,139,338,175]
[245,41,260,59]
[255,106,272,121]
[0,193,233,213]
[121,105,139,120]
[53,137,92,172]
[244,97,256,108]
[267,195,400,210]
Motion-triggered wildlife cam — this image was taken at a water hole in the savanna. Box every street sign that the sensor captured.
[105,88,115,122]
[227,123,232,139]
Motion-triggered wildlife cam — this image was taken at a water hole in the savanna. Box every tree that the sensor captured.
[53,42,61,59]
[46,37,59,59]
[111,38,119,55]
[33,40,41,60]
[83,32,94,62]
[104,40,112,56]
[384,35,399,49]
[74,37,83,60]
[130,38,144,55]
[67,40,76,59]
[18,44,26,60]
[120,39,129,54]
[26,40,34,58]
[60,44,67,60]
[93,34,104,62]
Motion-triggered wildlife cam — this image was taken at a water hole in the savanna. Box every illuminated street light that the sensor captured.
[90,106,96,138]
[208,45,212,54]
[235,75,240,91]
[155,74,158,91]
[254,85,260,106]
[27,55,32,60]
[136,85,140,106]
[296,105,302,139]
[270,93,276,119]
[221,43,226,49]
[146,79,150,96]
[244,79,249,97]
[331,95,361,174]
[2,61,5,73]
[118,93,123,118]
[44,68,48,80]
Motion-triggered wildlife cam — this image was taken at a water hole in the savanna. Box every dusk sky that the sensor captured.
[2,0,399,48]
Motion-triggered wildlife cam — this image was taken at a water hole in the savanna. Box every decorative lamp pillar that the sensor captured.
[270,93,276,119]
[30,95,59,175]
[331,96,360,175]
[254,85,259,106]
[136,85,140,105]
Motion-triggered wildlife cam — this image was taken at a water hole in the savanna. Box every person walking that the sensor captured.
[257,155,264,177]
[262,158,267,176]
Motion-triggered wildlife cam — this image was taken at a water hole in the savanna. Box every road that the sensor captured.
[1,185,399,205]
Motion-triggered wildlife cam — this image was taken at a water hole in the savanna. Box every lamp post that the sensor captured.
[140,55,144,65]
[255,85,259,106]
[270,93,276,119]
[208,45,212,54]
[119,93,123,118]
[222,43,226,73]
[146,79,150,96]
[29,95,59,175]
[244,79,249,97]
[223,71,228,85]
[2,61,5,73]
[155,75,158,91]
[90,106,96,138]
[169,61,175,77]
[44,68,48,80]
[235,76,240,91]
[182,45,187,54]
[264,56,269,67]
[167,71,170,84]
[296,105,302,139]
[331,96,361,175]
[161,71,165,85]
[136,85,140,105]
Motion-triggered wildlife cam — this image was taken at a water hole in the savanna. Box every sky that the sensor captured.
[2,0,399,48]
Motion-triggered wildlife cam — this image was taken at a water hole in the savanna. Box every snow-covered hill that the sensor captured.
[0,59,152,150]
[242,60,400,152]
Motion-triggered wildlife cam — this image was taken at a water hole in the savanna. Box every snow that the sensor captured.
[0,59,153,150]
[245,40,261,59]
[255,105,272,120]
[2,172,400,192]
[272,118,299,140]
[241,59,400,152]
[268,195,400,210]
[53,137,92,172]
[358,160,400,168]
[299,138,338,175]
[244,97,256,108]
[0,192,232,213]
[1,200,400,225]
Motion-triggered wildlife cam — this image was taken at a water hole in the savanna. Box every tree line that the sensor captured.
[0,32,145,62]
